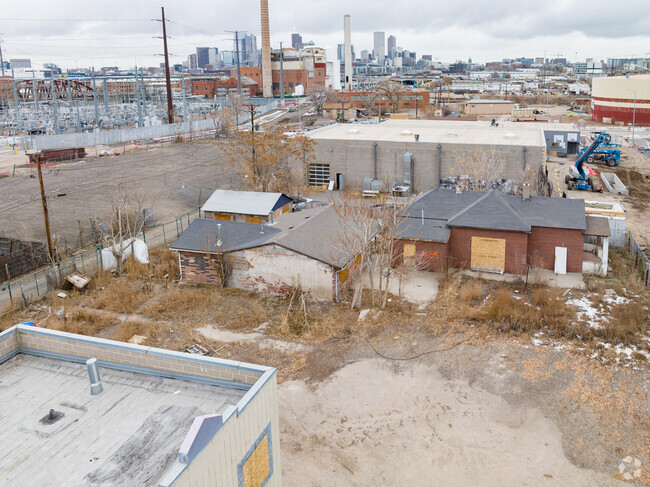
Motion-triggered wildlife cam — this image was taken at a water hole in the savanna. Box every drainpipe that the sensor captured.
[522,147,527,171]
[437,144,442,188]
[373,142,378,180]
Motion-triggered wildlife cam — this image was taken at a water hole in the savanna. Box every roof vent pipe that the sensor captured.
[216,223,222,250]
[260,222,264,234]
[373,142,378,180]
[86,358,103,395]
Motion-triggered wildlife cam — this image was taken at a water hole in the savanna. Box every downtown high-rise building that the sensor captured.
[387,35,396,60]
[291,33,303,50]
[373,32,385,63]
[188,54,198,70]
[234,34,258,66]
[196,47,209,68]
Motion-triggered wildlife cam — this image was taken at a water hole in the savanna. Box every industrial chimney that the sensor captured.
[344,15,352,90]
[260,0,272,97]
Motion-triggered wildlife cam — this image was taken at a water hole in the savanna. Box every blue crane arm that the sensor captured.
[575,132,609,178]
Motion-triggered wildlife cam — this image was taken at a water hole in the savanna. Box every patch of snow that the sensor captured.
[567,296,602,329]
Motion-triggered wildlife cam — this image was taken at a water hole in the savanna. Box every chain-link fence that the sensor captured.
[629,232,649,286]
[0,207,202,315]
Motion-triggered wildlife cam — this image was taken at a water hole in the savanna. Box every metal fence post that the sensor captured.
[142,228,146,244]
[34,274,39,296]
[163,225,167,245]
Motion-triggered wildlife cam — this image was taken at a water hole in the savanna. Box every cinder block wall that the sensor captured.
[311,139,544,192]
[12,326,262,387]
[527,227,584,273]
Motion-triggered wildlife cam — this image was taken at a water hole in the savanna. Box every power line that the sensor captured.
[166,19,215,38]
[0,17,152,22]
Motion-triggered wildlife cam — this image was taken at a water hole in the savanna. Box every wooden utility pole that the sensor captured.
[248,104,255,133]
[161,7,174,124]
[36,157,54,260]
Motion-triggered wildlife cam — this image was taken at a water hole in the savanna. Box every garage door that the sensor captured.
[471,237,506,273]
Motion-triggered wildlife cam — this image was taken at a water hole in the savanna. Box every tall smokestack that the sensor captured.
[344,15,352,90]
[260,0,272,98]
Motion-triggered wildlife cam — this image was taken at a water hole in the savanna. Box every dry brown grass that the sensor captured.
[47,307,117,336]
[226,300,267,329]
[142,286,219,322]
[457,285,578,339]
[599,301,648,343]
[122,248,179,280]
[112,319,160,344]
[460,280,483,303]
[90,279,154,313]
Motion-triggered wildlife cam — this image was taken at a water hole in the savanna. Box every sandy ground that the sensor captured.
[279,358,625,487]
[547,146,650,245]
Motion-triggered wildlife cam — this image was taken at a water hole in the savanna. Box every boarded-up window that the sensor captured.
[339,267,350,284]
[213,213,231,221]
[403,243,416,258]
[470,237,506,272]
[241,432,270,487]
[246,216,262,223]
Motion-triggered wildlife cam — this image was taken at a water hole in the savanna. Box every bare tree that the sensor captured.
[307,85,335,115]
[101,183,155,276]
[220,127,316,194]
[375,79,406,113]
[453,148,506,192]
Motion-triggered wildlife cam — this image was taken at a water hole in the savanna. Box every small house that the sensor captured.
[202,190,293,223]
[393,189,607,278]
[171,206,369,300]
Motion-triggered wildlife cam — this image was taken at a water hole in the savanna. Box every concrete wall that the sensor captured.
[179,245,336,300]
[527,227,584,274]
[311,139,545,191]
[230,244,334,300]
[27,118,223,150]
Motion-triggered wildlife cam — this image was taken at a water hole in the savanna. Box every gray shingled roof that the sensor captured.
[447,191,532,232]
[394,218,451,243]
[170,219,278,253]
[396,189,586,240]
[171,206,367,269]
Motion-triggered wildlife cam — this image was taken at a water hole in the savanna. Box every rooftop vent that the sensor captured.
[400,130,412,135]
[86,358,103,395]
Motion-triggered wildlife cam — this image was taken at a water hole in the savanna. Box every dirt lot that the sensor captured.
[1,248,647,486]
[547,146,650,245]
[0,141,239,247]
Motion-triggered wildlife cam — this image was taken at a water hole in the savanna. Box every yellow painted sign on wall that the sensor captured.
[470,237,506,272]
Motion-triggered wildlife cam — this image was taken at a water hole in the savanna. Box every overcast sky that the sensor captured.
[2,0,649,70]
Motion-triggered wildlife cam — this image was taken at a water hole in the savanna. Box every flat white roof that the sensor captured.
[0,354,244,486]
[308,120,547,147]
[202,189,287,216]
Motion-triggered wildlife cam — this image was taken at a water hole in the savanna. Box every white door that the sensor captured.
[554,247,567,274]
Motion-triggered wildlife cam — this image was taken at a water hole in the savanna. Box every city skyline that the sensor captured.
[1,0,649,70]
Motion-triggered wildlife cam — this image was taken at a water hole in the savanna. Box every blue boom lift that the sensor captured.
[565,132,618,191]
[578,132,621,167]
